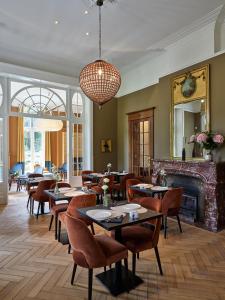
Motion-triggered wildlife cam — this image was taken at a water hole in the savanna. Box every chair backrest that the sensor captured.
[28,173,44,178]
[162,188,183,215]
[10,163,23,174]
[67,194,96,218]
[120,173,135,189]
[49,182,71,207]
[139,197,162,226]
[81,170,93,184]
[66,214,106,268]
[34,179,56,201]
[34,166,43,174]
[126,178,142,201]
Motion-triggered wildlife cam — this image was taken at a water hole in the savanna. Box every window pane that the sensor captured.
[140,133,143,144]
[144,133,149,145]
[139,121,143,133]
[34,132,42,152]
[144,145,150,156]
[24,131,31,151]
[144,121,149,132]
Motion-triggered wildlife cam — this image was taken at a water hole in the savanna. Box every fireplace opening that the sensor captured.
[166,174,204,223]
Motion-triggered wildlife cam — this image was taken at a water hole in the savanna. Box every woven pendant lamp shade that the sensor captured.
[79,59,121,107]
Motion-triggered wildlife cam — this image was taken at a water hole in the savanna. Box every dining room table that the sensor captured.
[85,171,129,183]
[130,183,169,198]
[78,201,163,296]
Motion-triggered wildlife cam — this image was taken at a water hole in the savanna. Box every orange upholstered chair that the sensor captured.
[161,188,183,238]
[48,182,71,239]
[66,214,128,300]
[126,178,146,203]
[58,194,97,242]
[81,170,96,187]
[31,179,56,218]
[26,173,44,212]
[112,198,163,276]
[113,173,135,200]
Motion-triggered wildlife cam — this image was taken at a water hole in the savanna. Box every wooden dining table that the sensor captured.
[78,202,162,296]
[130,184,169,198]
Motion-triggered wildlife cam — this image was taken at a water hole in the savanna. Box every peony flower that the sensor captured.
[189,135,196,143]
[196,133,208,143]
[213,134,224,144]
[107,163,112,168]
[103,178,110,183]
[102,185,108,191]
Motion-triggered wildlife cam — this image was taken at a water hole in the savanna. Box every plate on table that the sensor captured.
[86,209,112,221]
[151,186,168,191]
[64,191,85,197]
[111,203,141,213]
[58,187,73,192]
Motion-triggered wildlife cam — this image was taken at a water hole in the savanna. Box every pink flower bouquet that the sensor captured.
[190,132,224,150]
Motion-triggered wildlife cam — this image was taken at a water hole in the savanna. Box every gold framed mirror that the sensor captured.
[171,65,210,159]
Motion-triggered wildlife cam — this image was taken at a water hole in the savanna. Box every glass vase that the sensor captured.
[204,149,213,161]
[54,182,59,194]
[103,192,110,207]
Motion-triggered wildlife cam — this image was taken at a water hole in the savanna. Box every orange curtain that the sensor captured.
[16,117,24,163]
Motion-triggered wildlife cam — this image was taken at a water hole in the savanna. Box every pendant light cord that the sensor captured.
[99,4,102,59]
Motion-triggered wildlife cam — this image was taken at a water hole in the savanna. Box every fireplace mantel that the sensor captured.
[152,159,225,231]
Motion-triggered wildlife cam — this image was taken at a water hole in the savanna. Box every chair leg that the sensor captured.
[49,215,54,231]
[58,220,61,242]
[177,215,183,233]
[104,266,106,272]
[137,252,140,259]
[36,203,41,220]
[132,253,136,275]
[71,263,77,285]
[68,244,71,254]
[124,257,128,271]
[164,216,167,239]
[154,246,163,275]
[27,196,30,209]
[90,224,95,235]
[55,215,58,240]
[88,268,93,300]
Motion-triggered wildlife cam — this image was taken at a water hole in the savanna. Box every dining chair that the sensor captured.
[161,188,183,238]
[112,198,163,276]
[126,178,147,203]
[31,179,56,218]
[48,182,71,239]
[113,173,135,200]
[26,173,44,212]
[66,214,128,300]
[91,175,114,203]
[58,194,97,243]
[81,170,96,187]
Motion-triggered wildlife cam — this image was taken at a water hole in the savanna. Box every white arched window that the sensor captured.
[72,92,83,118]
[11,84,66,117]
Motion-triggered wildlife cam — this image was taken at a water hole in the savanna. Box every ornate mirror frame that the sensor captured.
[170,65,210,159]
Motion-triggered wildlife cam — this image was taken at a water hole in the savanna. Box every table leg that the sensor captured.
[95,228,143,296]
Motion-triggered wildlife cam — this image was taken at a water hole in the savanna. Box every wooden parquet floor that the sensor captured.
[0,188,225,300]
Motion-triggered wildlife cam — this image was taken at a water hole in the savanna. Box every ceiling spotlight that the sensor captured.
[86,32,90,36]
[54,20,59,25]
[84,10,89,14]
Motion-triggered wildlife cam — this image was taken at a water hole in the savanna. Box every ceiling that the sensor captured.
[0,0,224,78]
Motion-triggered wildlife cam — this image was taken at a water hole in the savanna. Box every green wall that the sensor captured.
[93,100,118,172]
[117,52,225,170]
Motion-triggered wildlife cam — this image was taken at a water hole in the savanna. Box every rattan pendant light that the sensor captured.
[79,0,121,108]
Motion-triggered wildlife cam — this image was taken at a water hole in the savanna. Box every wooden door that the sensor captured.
[128,108,154,178]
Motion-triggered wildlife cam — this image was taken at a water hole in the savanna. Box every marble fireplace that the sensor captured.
[152,159,225,232]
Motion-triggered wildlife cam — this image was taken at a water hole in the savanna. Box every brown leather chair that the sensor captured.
[31,179,56,219]
[26,173,44,211]
[81,170,95,187]
[91,175,114,202]
[162,188,183,238]
[58,194,97,242]
[113,173,135,200]
[66,214,128,300]
[49,182,71,239]
[126,178,146,203]
[112,198,163,276]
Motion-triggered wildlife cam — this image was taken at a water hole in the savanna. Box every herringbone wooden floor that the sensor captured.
[0,188,225,300]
